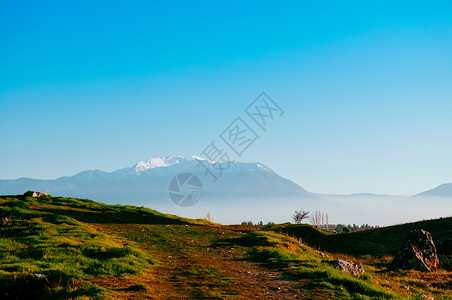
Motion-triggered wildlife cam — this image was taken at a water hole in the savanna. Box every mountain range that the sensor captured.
[0,155,313,203]
[0,155,450,225]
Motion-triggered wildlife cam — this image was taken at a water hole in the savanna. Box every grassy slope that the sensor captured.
[0,195,206,299]
[1,195,450,299]
[226,231,400,299]
[269,217,452,255]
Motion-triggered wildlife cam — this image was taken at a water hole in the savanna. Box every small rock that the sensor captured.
[322,259,365,276]
[24,191,49,197]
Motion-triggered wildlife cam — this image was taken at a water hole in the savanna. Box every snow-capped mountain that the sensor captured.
[0,155,313,206]
[134,155,203,172]
[2,156,449,225]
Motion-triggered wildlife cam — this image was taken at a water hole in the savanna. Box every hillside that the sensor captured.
[270,217,452,255]
[0,194,451,299]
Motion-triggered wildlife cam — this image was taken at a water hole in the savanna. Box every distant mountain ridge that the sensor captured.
[0,155,313,205]
[1,156,451,225]
[415,183,452,197]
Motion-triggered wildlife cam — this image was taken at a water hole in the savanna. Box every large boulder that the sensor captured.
[322,259,365,276]
[390,229,439,272]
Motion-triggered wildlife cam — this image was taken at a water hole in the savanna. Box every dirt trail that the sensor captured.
[93,223,306,299]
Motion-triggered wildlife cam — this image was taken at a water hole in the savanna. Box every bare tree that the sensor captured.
[310,210,318,227]
[308,210,331,230]
[206,211,213,222]
[293,209,310,224]
[310,210,324,228]
[322,212,324,229]
[326,213,329,231]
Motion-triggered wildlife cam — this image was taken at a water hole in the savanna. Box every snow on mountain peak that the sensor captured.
[256,163,272,172]
[133,155,272,175]
[134,155,205,172]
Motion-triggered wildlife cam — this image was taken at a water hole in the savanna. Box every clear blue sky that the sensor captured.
[1,1,451,195]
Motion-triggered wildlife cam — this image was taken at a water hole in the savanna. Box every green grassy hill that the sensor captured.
[1,194,450,299]
[269,217,452,255]
[0,195,207,299]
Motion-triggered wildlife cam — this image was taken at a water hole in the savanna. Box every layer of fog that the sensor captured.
[139,195,452,226]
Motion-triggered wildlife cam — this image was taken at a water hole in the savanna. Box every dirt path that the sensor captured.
[92,223,306,299]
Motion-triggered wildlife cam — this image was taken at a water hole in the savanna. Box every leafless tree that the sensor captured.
[322,212,324,228]
[293,209,310,224]
[310,210,323,228]
[326,213,329,231]
[309,210,331,230]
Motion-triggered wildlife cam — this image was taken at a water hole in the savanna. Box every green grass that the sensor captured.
[243,231,401,299]
[269,217,452,255]
[1,194,450,298]
[0,196,156,299]
[25,194,212,225]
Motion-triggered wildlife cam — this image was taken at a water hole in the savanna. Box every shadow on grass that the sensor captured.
[38,208,190,225]
[0,272,106,300]
[212,231,278,249]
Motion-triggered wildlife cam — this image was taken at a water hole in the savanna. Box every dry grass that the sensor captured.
[1,194,451,299]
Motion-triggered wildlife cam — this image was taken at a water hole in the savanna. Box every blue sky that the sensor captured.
[1,1,451,195]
